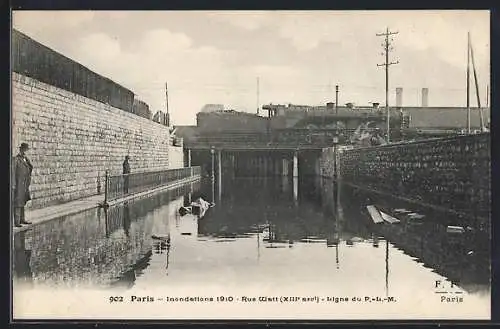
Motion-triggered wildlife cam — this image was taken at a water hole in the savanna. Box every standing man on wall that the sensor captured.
[123,155,131,194]
[12,143,33,227]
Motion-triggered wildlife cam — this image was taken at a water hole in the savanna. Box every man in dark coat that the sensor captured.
[123,155,131,194]
[12,143,33,227]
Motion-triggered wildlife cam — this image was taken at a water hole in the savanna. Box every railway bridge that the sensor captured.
[182,129,490,227]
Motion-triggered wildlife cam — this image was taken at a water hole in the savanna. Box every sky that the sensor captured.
[12,10,490,125]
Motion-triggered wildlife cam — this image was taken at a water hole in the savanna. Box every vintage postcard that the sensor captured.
[11,10,490,321]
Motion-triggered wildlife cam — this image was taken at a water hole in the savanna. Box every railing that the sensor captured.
[104,166,201,204]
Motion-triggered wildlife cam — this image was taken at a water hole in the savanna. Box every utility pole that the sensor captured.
[165,82,170,127]
[486,84,490,131]
[469,34,485,131]
[335,85,339,116]
[486,85,489,109]
[256,77,260,116]
[377,27,399,143]
[467,32,471,134]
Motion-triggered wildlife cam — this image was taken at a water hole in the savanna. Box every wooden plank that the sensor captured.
[380,211,401,224]
[394,208,412,214]
[366,205,384,224]
[446,226,465,234]
[407,213,425,220]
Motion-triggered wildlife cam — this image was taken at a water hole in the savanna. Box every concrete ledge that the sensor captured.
[13,194,104,234]
[13,175,201,234]
[102,175,201,208]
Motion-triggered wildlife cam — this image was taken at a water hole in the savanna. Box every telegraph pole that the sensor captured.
[256,77,260,116]
[377,27,399,143]
[467,32,471,134]
[486,84,489,109]
[165,82,170,126]
[469,34,485,131]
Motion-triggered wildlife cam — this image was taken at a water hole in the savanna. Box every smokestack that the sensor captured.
[396,87,403,107]
[422,88,429,107]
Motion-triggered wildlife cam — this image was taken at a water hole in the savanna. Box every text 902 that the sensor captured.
[109,296,124,303]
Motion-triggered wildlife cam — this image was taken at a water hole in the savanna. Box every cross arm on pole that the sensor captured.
[376,31,399,37]
[377,61,399,67]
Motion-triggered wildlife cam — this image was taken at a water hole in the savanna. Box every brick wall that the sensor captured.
[330,133,490,219]
[12,72,171,209]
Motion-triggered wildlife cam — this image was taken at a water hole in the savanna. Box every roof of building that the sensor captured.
[174,126,199,139]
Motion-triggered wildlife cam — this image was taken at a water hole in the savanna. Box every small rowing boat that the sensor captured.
[366,205,384,224]
[379,211,401,224]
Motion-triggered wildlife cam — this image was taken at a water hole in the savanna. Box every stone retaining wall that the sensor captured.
[321,134,490,219]
[12,72,174,209]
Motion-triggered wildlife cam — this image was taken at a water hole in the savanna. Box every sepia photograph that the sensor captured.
[10,10,490,320]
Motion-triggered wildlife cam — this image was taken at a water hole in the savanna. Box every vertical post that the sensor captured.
[293,176,299,204]
[335,85,339,116]
[165,82,170,127]
[292,151,298,205]
[97,172,101,195]
[469,34,484,131]
[256,77,260,115]
[486,85,489,109]
[332,136,339,180]
[187,149,191,167]
[335,243,339,269]
[385,31,390,142]
[377,28,398,143]
[385,239,389,297]
[211,147,215,204]
[467,31,471,134]
[104,170,109,204]
[218,149,222,201]
[293,151,299,178]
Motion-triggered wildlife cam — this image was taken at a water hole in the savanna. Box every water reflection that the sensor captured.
[12,182,198,289]
[12,175,489,299]
[13,231,33,285]
[338,182,490,294]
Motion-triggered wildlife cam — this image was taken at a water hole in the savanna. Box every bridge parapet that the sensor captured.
[336,133,490,220]
[184,129,364,150]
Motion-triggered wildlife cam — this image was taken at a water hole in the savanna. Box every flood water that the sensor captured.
[12,176,491,319]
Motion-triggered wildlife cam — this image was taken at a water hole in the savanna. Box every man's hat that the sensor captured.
[20,143,29,150]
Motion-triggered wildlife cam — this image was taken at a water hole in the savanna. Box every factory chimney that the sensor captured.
[396,87,403,107]
[422,88,429,107]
